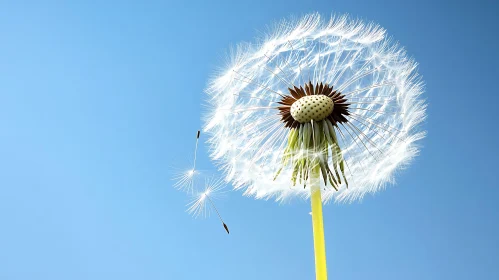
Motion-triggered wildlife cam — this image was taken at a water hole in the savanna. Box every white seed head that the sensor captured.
[204,13,426,203]
[290,95,334,123]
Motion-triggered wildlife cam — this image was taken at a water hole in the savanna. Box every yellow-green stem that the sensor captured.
[311,165,328,280]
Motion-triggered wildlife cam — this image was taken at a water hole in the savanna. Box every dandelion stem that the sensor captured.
[310,165,328,280]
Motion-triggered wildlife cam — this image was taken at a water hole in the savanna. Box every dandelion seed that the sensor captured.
[172,168,197,192]
[186,177,230,234]
[172,130,202,193]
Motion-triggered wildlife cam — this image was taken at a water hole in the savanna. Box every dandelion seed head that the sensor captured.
[204,13,426,203]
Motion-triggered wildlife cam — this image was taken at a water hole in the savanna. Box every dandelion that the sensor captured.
[204,13,426,279]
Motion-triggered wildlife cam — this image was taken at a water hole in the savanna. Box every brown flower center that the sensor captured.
[277,81,350,128]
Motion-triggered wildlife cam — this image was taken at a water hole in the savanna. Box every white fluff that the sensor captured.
[204,13,426,203]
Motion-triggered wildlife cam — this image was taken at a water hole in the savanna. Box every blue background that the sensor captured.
[1,0,498,279]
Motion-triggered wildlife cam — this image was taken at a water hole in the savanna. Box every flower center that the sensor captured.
[290,95,334,123]
[277,81,350,129]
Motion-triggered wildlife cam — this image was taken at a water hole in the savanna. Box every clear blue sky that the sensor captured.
[1,1,498,279]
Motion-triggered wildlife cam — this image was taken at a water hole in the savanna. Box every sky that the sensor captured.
[0,0,498,279]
